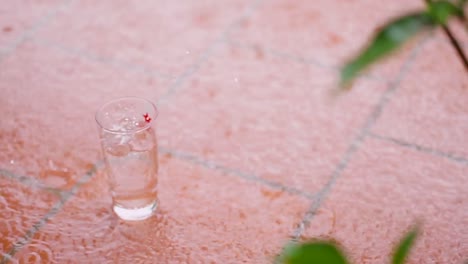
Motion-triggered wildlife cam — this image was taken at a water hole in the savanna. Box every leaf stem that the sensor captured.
[424,0,468,71]
[441,24,468,71]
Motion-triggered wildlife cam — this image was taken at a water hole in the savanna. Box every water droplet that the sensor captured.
[48,160,56,169]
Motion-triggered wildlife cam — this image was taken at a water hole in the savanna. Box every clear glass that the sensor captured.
[95,97,159,221]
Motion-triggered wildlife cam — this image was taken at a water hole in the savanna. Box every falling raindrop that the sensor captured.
[233,77,240,90]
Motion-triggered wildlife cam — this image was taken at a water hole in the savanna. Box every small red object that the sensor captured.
[143,113,151,123]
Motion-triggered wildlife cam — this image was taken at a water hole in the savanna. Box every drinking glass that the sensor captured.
[95,97,158,221]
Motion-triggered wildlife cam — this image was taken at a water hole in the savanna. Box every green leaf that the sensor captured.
[279,241,348,264]
[340,13,434,86]
[392,227,419,264]
[428,0,463,24]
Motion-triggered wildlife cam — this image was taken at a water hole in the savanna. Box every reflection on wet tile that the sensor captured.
[16,158,309,263]
[0,178,58,256]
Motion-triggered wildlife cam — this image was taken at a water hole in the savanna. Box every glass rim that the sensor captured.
[95,96,158,135]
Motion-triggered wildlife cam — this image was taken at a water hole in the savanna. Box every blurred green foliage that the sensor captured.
[340,0,465,86]
[278,227,419,264]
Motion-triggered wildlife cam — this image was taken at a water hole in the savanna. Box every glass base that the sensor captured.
[113,201,157,221]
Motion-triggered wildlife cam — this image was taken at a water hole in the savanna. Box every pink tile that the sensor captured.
[0,0,61,51]
[373,37,468,158]
[229,0,427,80]
[15,156,309,263]
[303,138,468,264]
[35,0,252,77]
[0,41,169,190]
[0,177,58,255]
[159,43,386,194]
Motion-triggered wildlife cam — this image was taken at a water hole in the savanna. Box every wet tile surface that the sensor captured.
[14,157,309,263]
[1,0,467,263]
[0,176,59,256]
[0,41,169,191]
[160,43,385,194]
[303,138,468,264]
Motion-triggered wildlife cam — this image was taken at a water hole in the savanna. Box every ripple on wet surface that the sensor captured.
[0,177,59,256]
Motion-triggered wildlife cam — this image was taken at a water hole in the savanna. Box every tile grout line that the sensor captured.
[1,143,315,207]
[31,37,174,80]
[25,0,265,103]
[159,147,316,200]
[156,0,266,106]
[0,169,62,196]
[290,34,433,241]
[0,0,73,63]
[369,132,468,165]
[33,16,388,101]
[226,39,390,84]
[0,162,103,264]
